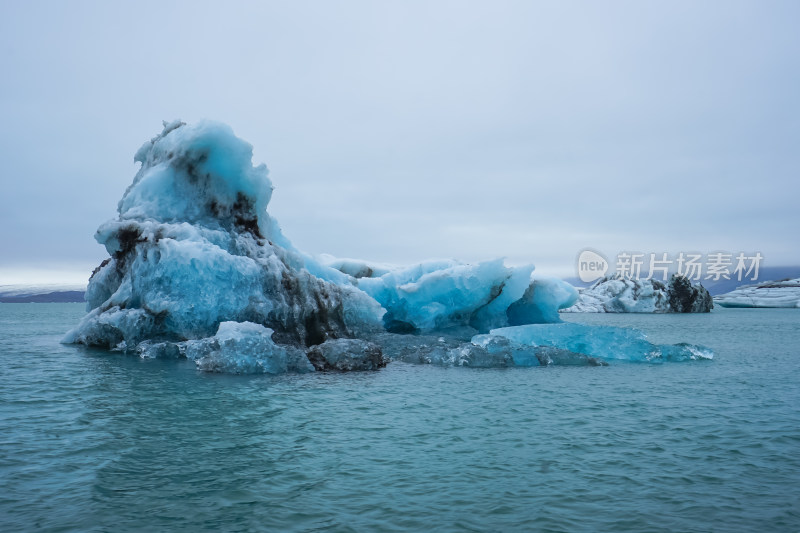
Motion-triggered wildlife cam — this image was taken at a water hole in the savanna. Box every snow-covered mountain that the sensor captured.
[0,285,86,303]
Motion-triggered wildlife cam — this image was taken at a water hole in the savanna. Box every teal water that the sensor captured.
[1,304,798,532]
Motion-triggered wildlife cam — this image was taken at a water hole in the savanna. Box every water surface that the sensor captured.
[1,304,798,531]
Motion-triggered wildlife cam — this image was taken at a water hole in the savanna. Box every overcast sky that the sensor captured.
[1,0,798,284]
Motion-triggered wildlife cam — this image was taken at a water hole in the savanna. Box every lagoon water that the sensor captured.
[1,303,798,532]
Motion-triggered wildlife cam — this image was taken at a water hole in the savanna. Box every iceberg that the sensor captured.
[488,324,714,363]
[183,321,313,374]
[307,339,387,371]
[64,121,385,355]
[348,260,577,333]
[63,120,712,373]
[715,278,800,308]
[563,274,713,313]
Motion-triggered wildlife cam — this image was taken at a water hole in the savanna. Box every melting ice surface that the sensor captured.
[63,120,713,373]
[489,324,713,362]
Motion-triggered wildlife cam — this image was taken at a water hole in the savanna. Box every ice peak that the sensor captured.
[121,120,273,238]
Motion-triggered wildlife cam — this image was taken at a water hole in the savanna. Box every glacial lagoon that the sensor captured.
[2,303,798,532]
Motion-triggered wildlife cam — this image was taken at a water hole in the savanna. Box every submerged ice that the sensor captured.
[63,120,713,372]
[488,324,713,363]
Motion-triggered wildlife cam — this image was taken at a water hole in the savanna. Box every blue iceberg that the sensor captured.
[183,321,313,374]
[63,120,712,372]
[487,323,713,362]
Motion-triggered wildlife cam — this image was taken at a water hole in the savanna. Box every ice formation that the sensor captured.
[715,278,800,308]
[375,332,608,367]
[184,321,313,374]
[333,259,578,333]
[488,324,713,362]
[563,274,713,313]
[64,121,384,354]
[306,339,387,371]
[63,120,713,373]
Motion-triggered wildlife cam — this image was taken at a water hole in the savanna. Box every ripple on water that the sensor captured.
[0,304,799,532]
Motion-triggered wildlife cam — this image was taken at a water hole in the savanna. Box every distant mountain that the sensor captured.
[0,284,86,303]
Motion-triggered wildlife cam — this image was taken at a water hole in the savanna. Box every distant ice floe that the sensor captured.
[715,278,800,308]
[63,120,713,372]
[563,274,713,313]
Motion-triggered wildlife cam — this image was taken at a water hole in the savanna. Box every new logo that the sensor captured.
[577,249,608,283]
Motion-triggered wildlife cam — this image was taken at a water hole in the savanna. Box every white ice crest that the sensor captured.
[577,249,608,282]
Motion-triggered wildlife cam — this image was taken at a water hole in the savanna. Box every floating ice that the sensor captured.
[563,274,713,313]
[488,323,714,362]
[63,121,385,356]
[715,278,800,308]
[63,120,712,373]
[306,339,387,371]
[370,331,608,367]
[340,260,577,333]
[184,321,313,374]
